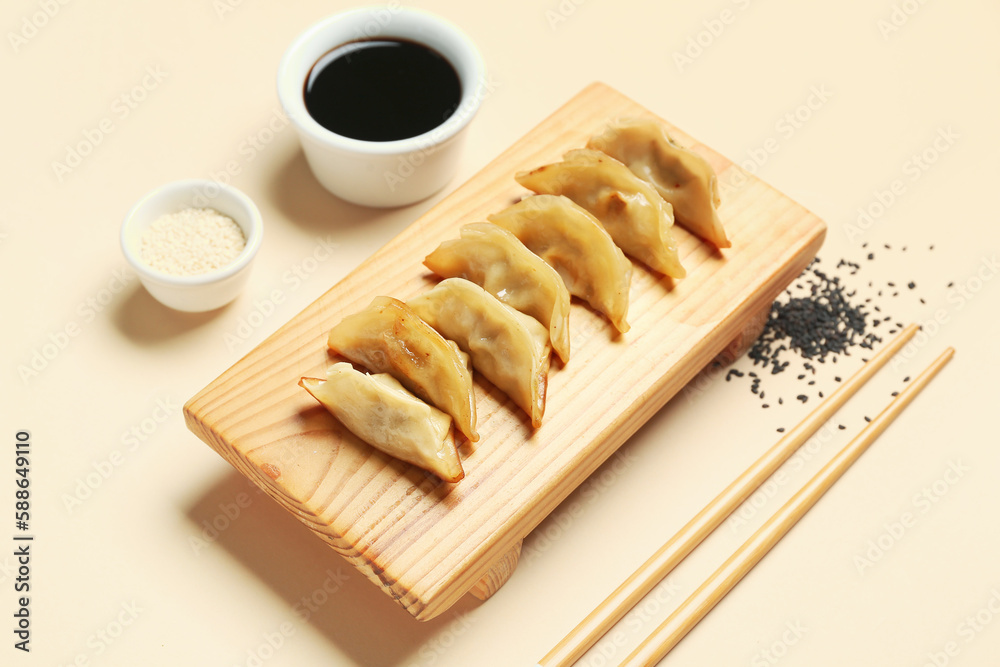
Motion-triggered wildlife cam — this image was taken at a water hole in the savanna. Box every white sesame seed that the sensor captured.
[140,207,246,276]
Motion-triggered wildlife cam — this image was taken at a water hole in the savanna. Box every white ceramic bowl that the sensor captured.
[277,6,485,207]
[120,180,263,312]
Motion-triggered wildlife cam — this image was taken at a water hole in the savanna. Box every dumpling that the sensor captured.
[327,296,478,442]
[515,148,685,279]
[408,278,550,428]
[488,194,632,334]
[424,222,572,363]
[299,363,464,482]
[587,118,729,249]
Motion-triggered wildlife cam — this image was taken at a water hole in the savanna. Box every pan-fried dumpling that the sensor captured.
[488,194,632,334]
[327,296,478,442]
[299,363,464,482]
[408,278,550,428]
[587,118,729,249]
[424,222,572,364]
[515,148,685,279]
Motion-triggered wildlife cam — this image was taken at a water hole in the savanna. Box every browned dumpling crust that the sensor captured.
[424,222,572,363]
[588,118,730,249]
[516,148,685,279]
[489,194,633,334]
[300,363,464,482]
[409,278,551,428]
[327,296,479,442]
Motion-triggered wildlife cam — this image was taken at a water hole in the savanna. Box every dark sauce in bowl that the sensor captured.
[304,38,462,142]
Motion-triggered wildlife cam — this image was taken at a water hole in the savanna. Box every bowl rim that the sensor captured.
[120,179,263,288]
[276,6,486,156]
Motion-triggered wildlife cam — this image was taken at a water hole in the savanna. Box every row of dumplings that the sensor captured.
[299,117,729,482]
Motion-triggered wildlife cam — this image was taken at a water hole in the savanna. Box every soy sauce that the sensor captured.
[304,39,462,142]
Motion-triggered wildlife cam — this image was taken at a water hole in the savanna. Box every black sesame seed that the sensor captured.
[797,394,808,403]
[731,256,888,408]
[838,424,846,430]
[903,376,911,382]
[864,416,872,422]
[777,427,786,433]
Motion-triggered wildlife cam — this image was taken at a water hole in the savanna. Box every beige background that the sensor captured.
[3,0,999,665]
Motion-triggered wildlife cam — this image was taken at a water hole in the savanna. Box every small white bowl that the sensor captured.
[120,180,263,312]
[277,6,485,207]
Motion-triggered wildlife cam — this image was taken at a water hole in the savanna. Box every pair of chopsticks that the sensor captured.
[538,324,953,666]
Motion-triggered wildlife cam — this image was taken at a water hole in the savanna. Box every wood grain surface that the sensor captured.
[183,82,827,621]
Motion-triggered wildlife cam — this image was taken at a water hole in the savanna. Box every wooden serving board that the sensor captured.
[184,82,826,621]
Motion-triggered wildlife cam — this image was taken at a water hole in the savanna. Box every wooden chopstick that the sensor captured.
[537,324,919,667]
[620,345,954,666]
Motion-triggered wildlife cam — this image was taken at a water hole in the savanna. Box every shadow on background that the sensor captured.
[112,284,226,343]
[267,148,449,243]
[176,146,486,664]
[268,150,387,235]
[186,470,480,667]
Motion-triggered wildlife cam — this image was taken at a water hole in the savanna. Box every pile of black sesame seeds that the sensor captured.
[747,259,881,374]
[723,243,940,422]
